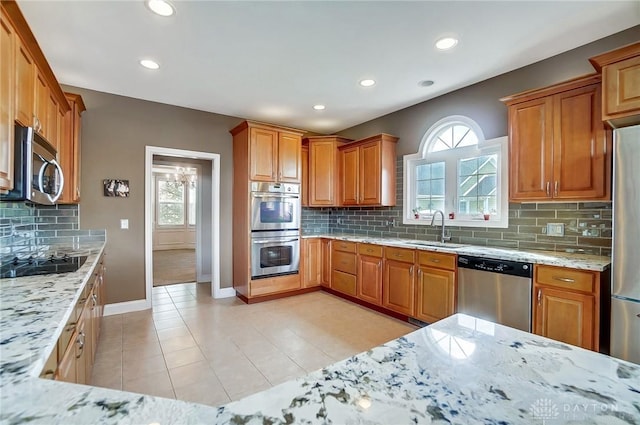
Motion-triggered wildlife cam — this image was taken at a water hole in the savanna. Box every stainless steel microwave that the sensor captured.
[1,125,64,205]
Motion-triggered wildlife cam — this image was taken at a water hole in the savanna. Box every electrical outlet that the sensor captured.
[546,223,564,237]
[120,219,129,230]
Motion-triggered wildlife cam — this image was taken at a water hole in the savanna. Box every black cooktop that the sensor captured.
[0,254,88,279]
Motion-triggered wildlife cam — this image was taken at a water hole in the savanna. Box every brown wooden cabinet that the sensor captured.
[0,8,15,193]
[590,41,640,127]
[14,34,33,128]
[242,122,302,183]
[502,74,611,202]
[58,93,85,203]
[532,264,602,351]
[34,68,48,138]
[357,243,383,306]
[321,238,331,287]
[301,144,309,206]
[415,251,457,324]
[382,247,416,316]
[302,238,321,288]
[305,136,352,206]
[338,134,398,206]
[331,241,357,296]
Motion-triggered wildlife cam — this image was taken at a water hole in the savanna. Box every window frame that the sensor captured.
[154,174,197,229]
[403,116,509,229]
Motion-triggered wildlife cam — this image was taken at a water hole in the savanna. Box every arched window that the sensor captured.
[403,116,508,228]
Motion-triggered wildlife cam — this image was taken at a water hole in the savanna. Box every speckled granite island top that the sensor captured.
[303,234,611,271]
[2,245,636,424]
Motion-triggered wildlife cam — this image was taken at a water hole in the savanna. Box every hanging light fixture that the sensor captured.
[173,167,197,188]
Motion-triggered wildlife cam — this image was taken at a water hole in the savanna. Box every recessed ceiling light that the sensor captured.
[359,79,376,87]
[313,104,326,110]
[140,59,160,70]
[146,0,175,16]
[418,80,434,87]
[435,37,458,50]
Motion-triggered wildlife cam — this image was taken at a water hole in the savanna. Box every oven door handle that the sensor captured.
[252,238,299,244]
[252,193,299,199]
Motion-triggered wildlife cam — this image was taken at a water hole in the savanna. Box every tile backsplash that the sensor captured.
[0,202,105,260]
[302,158,612,256]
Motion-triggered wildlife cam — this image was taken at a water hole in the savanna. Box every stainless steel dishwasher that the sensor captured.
[457,255,533,332]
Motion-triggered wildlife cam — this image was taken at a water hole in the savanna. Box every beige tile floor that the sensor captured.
[90,283,417,407]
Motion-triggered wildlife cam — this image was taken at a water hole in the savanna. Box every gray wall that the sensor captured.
[338,26,640,155]
[65,86,242,304]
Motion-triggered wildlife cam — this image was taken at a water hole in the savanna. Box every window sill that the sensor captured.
[403,217,508,229]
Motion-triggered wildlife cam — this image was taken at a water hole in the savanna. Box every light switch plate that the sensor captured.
[120,219,129,230]
[546,223,564,237]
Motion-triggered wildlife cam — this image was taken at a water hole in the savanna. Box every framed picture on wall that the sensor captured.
[103,179,130,197]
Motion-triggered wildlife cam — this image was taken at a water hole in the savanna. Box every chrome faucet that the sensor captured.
[430,210,451,243]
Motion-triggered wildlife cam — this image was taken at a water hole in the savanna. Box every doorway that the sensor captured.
[144,146,225,306]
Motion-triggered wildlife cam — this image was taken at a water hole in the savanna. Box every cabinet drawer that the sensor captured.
[535,265,595,292]
[385,247,415,263]
[250,274,301,297]
[332,250,357,274]
[333,240,356,253]
[358,243,383,257]
[332,270,357,296]
[418,251,456,270]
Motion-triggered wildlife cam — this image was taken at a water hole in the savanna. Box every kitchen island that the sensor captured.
[0,244,637,424]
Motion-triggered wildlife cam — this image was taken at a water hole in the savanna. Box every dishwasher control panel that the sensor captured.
[458,255,532,278]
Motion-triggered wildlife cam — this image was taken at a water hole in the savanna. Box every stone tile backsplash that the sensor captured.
[302,158,612,256]
[0,202,106,261]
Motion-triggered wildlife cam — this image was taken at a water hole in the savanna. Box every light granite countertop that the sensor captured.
[2,243,636,424]
[303,233,611,271]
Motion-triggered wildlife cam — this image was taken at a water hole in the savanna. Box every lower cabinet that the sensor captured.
[321,239,331,287]
[357,244,383,306]
[382,247,416,316]
[302,238,321,288]
[415,251,457,324]
[532,264,600,351]
[331,241,357,296]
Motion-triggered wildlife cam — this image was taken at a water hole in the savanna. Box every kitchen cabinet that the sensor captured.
[338,134,399,206]
[383,247,416,316]
[590,41,640,128]
[14,34,33,128]
[357,243,383,306]
[304,136,352,206]
[0,8,14,193]
[415,251,457,324]
[34,68,48,138]
[59,93,85,204]
[321,238,331,287]
[301,144,309,206]
[331,241,357,296]
[302,238,321,287]
[532,264,602,351]
[502,74,611,202]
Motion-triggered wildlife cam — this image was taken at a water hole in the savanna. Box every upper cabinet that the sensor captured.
[338,134,398,206]
[232,121,303,183]
[501,74,611,202]
[301,144,309,206]
[58,93,85,204]
[304,135,352,206]
[590,41,640,128]
[0,8,15,193]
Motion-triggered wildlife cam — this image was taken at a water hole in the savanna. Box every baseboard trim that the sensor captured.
[214,287,236,299]
[104,299,151,316]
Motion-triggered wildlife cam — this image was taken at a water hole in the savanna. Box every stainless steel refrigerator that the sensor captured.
[611,125,640,364]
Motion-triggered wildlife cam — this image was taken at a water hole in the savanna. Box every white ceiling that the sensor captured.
[18,1,640,134]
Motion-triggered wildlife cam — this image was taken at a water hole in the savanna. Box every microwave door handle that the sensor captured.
[252,238,299,244]
[49,159,64,203]
[38,159,64,203]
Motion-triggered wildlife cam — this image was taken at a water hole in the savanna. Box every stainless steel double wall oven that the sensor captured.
[249,182,301,279]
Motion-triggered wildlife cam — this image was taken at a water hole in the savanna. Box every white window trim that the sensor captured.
[403,116,509,229]
[154,173,198,229]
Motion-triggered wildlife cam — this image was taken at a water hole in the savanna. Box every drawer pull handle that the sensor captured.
[341,261,348,265]
[430,258,441,263]
[42,369,55,379]
[366,249,373,253]
[394,253,403,257]
[553,276,575,283]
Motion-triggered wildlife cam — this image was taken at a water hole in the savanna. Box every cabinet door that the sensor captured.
[357,255,383,305]
[301,146,308,206]
[321,239,331,287]
[533,286,595,350]
[34,69,48,138]
[304,238,321,287]
[0,10,14,192]
[553,84,609,200]
[278,132,301,183]
[602,55,640,120]
[59,94,83,203]
[508,97,554,201]
[309,141,337,206]
[383,259,415,316]
[359,141,381,205]
[340,146,359,205]
[415,267,455,323]
[250,127,277,181]
[56,335,77,383]
[46,95,60,152]
[14,37,34,127]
